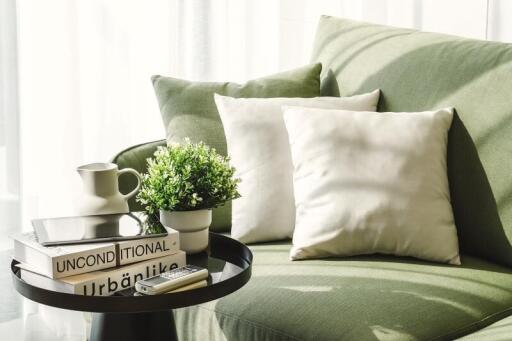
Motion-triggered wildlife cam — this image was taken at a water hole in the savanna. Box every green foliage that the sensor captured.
[137,139,240,213]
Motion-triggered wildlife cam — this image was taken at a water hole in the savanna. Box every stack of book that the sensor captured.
[11,221,186,296]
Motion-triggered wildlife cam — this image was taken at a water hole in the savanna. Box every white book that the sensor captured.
[17,252,186,296]
[12,230,180,279]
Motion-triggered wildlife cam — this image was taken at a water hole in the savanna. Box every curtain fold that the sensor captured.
[0,0,20,250]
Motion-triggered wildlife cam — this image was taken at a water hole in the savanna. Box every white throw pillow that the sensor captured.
[283,106,460,264]
[214,90,380,243]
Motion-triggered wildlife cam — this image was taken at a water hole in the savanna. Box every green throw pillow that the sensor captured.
[151,63,322,232]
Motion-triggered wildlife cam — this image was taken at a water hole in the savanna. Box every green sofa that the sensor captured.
[113,16,512,340]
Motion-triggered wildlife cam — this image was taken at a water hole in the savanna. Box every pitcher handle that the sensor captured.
[117,168,142,200]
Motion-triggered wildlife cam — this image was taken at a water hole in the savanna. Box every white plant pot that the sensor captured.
[159,209,212,254]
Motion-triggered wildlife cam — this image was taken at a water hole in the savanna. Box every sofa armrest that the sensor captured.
[111,139,166,211]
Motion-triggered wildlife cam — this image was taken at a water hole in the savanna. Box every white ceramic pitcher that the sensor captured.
[77,163,142,215]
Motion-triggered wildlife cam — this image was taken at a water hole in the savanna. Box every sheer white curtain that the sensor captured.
[16,0,176,228]
[13,0,512,234]
[0,0,20,250]
[2,0,512,339]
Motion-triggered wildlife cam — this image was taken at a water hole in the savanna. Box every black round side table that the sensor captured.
[11,233,253,341]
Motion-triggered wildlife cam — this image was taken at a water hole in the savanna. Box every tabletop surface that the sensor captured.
[11,233,253,313]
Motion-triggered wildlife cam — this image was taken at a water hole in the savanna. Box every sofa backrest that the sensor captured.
[311,16,512,267]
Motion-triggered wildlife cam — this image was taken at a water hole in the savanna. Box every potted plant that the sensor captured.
[137,139,240,253]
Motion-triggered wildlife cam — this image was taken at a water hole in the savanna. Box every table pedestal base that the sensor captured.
[90,310,177,341]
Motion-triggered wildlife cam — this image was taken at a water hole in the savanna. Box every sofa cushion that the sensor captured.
[311,16,512,267]
[151,63,322,232]
[174,240,512,341]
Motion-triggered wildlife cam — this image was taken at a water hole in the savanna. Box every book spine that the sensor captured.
[50,233,179,278]
[75,252,186,296]
[52,245,117,279]
[117,233,180,266]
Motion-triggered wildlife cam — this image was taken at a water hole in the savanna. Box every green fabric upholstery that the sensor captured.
[151,63,322,232]
[312,16,512,267]
[111,140,166,212]
[174,241,512,341]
